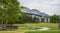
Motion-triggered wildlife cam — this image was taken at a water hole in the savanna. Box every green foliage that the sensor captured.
[18,13,40,24]
[0,0,20,22]
[50,14,59,23]
[32,17,39,23]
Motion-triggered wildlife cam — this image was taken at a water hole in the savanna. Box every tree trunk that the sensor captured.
[2,19,8,30]
[2,16,9,30]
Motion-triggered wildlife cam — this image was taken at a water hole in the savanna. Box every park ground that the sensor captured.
[0,23,60,33]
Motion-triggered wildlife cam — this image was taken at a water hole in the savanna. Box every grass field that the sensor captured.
[0,23,59,33]
[25,30,60,33]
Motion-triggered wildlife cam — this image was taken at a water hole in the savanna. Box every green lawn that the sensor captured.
[25,30,60,33]
[0,23,59,33]
[13,23,58,30]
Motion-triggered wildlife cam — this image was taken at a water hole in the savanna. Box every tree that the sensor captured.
[50,14,59,23]
[0,0,20,30]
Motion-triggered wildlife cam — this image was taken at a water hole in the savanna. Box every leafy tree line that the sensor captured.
[18,13,39,24]
[50,14,60,23]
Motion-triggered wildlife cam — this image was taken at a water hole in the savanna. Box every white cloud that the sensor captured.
[18,0,60,15]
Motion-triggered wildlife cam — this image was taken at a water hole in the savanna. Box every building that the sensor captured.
[21,7,50,23]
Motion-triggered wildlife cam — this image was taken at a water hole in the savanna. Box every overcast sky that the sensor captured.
[18,0,60,15]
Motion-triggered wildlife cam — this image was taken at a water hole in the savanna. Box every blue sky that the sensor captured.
[18,0,60,15]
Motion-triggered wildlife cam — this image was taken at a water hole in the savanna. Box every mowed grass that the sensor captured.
[0,23,59,33]
[13,23,58,30]
[25,30,60,33]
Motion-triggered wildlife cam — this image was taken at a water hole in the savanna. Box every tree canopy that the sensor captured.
[0,0,20,29]
[50,14,59,23]
[0,0,20,22]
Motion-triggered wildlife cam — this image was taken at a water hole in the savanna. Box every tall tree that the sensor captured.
[0,0,20,30]
[50,14,59,23]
